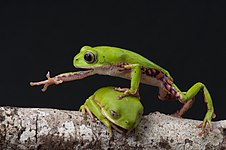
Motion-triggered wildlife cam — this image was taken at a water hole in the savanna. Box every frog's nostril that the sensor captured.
[125,121,128,124]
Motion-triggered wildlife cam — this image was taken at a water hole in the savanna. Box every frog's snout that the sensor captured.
[73,54,83,67]
[73,54,80,62]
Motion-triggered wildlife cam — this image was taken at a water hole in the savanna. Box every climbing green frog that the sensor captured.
[30,45,215,134]
[80,86,144,137]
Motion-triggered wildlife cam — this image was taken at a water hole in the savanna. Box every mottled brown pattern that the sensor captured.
[141,67,180,100]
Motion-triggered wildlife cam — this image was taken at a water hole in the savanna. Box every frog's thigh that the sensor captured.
[158,88,175,100]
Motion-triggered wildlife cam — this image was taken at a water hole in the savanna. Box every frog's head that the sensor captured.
[102,95,144,131]
[73,46,125,69]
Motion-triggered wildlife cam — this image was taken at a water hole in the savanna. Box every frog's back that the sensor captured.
[94,87,142,114]
[94,46,168,74]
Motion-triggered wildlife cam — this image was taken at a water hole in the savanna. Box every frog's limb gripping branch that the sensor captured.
[0,107,226,150]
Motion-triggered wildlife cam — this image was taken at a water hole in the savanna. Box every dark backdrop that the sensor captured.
[1,1,225,120]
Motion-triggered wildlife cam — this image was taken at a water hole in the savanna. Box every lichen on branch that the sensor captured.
[0,107,225,149]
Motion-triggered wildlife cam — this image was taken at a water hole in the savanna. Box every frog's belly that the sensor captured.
[98,67,181,100]
[95,66,164,89]
[108,70,164,89]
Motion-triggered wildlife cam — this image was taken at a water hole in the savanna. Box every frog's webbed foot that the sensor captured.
[30,71,63,92]
[197,111,216,136]
[113,87,140,99]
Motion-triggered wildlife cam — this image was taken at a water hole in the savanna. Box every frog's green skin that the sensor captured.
[30,45,215,134]
[80,86,143,137]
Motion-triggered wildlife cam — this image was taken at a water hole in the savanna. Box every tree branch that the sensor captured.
[0,107,225,149]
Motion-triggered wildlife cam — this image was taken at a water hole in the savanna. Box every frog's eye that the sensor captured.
[110,110,120,119]
[84,51,96,64]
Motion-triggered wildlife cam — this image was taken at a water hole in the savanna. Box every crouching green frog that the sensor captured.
[80,86,144,137]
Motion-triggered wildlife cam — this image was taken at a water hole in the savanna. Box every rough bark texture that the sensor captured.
[0,107,225,150]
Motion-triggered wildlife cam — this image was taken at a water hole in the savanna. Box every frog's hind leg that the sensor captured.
[173,96,195,117]
[158,88,194,117]
[158,88,176,101]
[170,82,215,134]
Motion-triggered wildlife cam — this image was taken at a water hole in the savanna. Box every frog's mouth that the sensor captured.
[73,66,101,74]
[110,122,132,134]
[74,65,96,69]
[74,64,116,74]
[101,108,132,134]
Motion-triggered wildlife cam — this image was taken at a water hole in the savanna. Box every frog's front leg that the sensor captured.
[80,104,94,119]
[80,96,113,137]
[115,64,141,99]
[30,70,95,91]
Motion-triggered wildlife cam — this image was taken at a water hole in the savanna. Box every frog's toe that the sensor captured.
[197,122,206,136]
[197,122,203,128]
[113,87,129,92]
[118,93,127,99]
[118,90,140,99]
[171,111,182,118]
[197,116,213,136]
[113,87,140,99]
[79,105,86,115]
[41,84,49,92]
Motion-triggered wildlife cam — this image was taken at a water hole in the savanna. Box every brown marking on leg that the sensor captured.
[148,69,152,76]
[165,84,171,91]
[167,78,173,84]
[156,72,164,80]
[117,63,131,72]
[142,68,168,81]
[171,90,175,95]
[142,67,147,72]
[158,88,176,100]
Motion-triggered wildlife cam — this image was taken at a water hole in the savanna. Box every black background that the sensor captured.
[1,1,225,120]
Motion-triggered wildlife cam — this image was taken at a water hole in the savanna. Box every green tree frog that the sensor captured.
[30,46,215,134]
[80,86,143,137]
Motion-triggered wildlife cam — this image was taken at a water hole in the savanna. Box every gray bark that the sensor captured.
[0,107,225,150]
